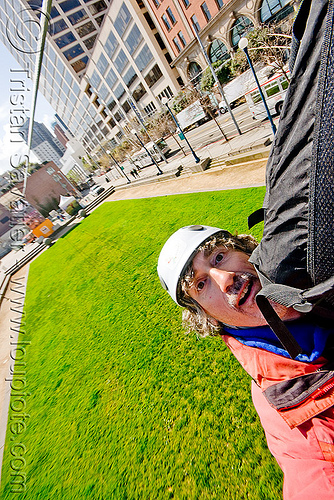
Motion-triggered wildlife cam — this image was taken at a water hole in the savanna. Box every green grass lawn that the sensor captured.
[1,187,283,500]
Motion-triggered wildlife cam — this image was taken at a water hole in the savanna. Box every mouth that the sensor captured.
[238,279,252,306]
[226,273,255,308]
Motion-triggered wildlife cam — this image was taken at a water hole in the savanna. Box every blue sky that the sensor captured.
[0,44,56,175]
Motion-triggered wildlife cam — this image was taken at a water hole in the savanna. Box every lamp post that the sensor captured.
[125,95,168,164]
[191,25,242,137]
[131,129,164,175]
[106,149,131,183]
[161,97,200,164]
[238,37,277,135]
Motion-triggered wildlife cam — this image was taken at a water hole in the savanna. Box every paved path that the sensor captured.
[106,160,267,202]
[0,266,29,478]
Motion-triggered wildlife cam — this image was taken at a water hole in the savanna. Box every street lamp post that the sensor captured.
[106,149,131,183]
[131,129,164,175]
[191,26,242,137]
[161,98,200,164]
[125,95,169,164]
[238,37,277,135]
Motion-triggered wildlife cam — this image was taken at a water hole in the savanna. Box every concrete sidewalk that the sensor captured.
[104,120,272,201]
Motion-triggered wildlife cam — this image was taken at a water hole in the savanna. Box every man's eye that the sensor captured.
[197,281,205,291]
[215,253,224,264]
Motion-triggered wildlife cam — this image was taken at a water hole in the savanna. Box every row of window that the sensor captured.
[161,7,176,31]
[102,85,174,148]
[169,0,291,52]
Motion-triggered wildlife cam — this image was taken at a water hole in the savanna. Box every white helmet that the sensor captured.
[157,225,231,306]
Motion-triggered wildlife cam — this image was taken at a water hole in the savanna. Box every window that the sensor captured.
[72,56,88,73]
[173,37,182,53]
[178,31,186,47]
[158,86,173,100]
[132,83,146,102]
[188,61,202,84]
[55,32,76,49]
[264,80,282,97]
[215,0,223,8]
[63,44,84,61]
[52,19,68,34]
[107,99,116,111]
[153,0,160,6]
[165,53,172,64]
[105,69,117,88]
[144,12,155,30]
[123,66,137,87]
[181,0,190,6]
[209,39,230,63]
[166,7,176,25]
[50,6,60,18]
[97,53,108,75]
[231,16,254,47]
[99,84,109,101]
[162,14,171,31]
[76,21,96,37]
[177,76,184,86]
[83,34,97,50]
[114,110,123,122]
[144,102,156,116]
[201,3,211,22]
[90,70,101,89]
[68,9,88,25]
[190,15,200,32]
[135,45,153,72]
[95,15,105,26]
[114,83,125,100]
[114,49,128,74]
[114,3,131,37]
[105,31,118,55]
[59,0,80,13]
[155,32,166,50]
[88,0,107,15]
[125,25,142,55]
[144,64,163,87]
[260,0,292,23]
[122,100,131,113]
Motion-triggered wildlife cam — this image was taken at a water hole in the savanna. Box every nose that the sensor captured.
[209,268,235,293]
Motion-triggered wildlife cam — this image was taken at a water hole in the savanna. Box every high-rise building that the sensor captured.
[19,119,66,167]
[0,0,181,157]
[53,122,70,149]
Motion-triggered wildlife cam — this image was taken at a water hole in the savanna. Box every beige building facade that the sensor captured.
[153,0,298,86]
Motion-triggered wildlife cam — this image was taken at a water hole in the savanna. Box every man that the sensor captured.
[157,225,334,499]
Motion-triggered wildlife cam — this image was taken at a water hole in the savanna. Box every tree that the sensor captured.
[230,20,293,80]
[200,60,232,92]
[171,88,199,114]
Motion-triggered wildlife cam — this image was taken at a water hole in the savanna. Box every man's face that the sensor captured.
[186,246,299,328]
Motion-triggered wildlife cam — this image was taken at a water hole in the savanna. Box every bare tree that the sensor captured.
[231,20,293,80]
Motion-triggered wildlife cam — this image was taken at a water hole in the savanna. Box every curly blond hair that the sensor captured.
[179,231,258,337]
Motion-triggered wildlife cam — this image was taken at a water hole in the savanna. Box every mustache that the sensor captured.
[226,273,255,308]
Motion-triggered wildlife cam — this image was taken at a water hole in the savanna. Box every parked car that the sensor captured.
[90,185,105,196]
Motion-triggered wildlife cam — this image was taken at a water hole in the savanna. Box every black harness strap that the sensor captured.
[255,295,303,359]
